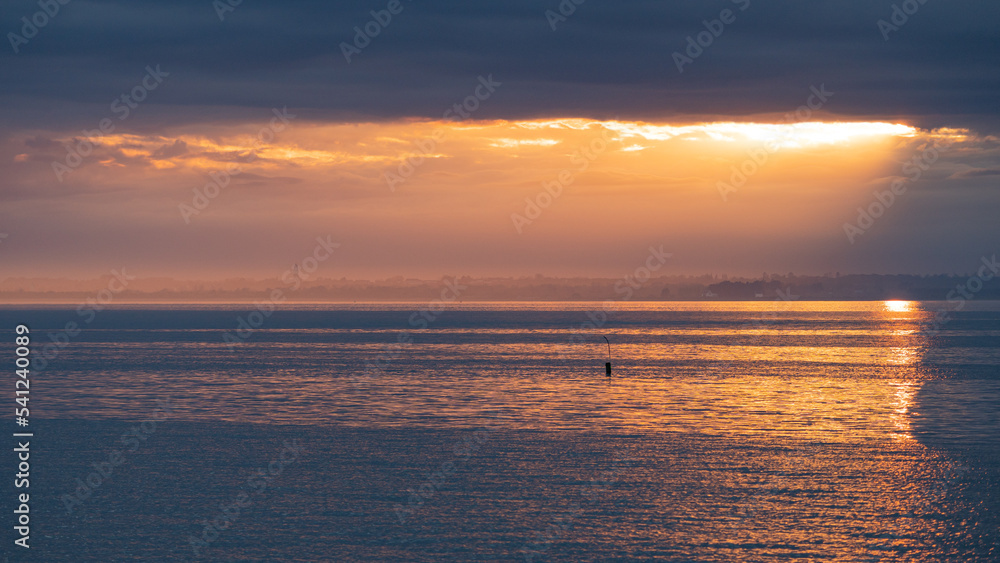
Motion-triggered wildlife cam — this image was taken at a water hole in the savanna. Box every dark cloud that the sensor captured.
[231,172,304,186]
[0,0,997,131]
[950,167,1000,179]
[23,135,57,149]
[151,139,188,159]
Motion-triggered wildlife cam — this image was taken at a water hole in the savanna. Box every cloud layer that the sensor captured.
[1,0,998,280]
[2,0,999,130]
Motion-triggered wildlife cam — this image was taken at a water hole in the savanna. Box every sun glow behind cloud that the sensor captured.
[517,119,919,149]
[37,118,937,176]
[4,117,986,278]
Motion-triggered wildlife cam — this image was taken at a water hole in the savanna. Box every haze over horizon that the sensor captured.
[2,0,998,282]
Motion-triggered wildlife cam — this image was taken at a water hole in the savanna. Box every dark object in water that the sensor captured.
[604,335,612,377]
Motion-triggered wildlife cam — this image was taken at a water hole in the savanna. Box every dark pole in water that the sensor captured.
[603,335,612,377]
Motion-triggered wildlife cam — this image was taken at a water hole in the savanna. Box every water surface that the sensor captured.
[2,301,997,561]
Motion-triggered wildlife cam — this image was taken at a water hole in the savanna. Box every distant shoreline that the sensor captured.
[2,271,998,304]
[2,298,999,306]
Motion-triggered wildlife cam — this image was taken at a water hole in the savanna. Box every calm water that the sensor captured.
[1,301,998,561]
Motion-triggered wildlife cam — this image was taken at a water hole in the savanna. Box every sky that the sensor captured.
[1,0,998,280]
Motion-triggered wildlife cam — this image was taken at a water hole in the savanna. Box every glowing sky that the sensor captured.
[3,117,995,279]
[1,0,998,280]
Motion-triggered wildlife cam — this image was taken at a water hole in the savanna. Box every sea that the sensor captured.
[1,301,998,562]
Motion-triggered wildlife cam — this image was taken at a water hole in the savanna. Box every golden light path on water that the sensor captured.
[36,300,994,445]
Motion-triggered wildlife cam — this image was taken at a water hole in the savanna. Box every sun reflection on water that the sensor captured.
[884,300,913,313]
[890,380,917,441]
